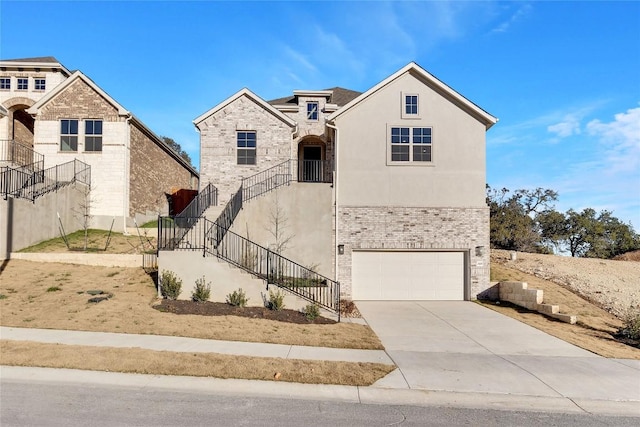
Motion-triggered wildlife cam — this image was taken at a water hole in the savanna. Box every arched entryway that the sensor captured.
[297,136,329,183]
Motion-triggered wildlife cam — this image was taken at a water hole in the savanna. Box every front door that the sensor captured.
[301,146,322,182]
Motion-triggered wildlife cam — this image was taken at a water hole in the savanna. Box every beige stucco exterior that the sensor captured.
[194,62,497,301]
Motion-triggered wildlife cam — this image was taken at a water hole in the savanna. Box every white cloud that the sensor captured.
[547,115,581,138]
[586,106,640,173]
[491,3,533,33]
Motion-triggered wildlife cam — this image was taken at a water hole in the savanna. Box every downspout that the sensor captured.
[291,124,298,179]
[123,115,132,234]
[326,121,339,283]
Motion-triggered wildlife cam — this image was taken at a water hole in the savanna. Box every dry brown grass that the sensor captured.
[0,340,394,386]
[0,260,382,350]
[484,262,640,360]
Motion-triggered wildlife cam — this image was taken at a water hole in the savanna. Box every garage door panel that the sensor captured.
[352,251,464,301]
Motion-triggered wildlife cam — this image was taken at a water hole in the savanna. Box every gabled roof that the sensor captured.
[193,88,296,128]
[268,87,361,108]
[328,62,498,130]
[0,56,72,76]
[26,70,129,116]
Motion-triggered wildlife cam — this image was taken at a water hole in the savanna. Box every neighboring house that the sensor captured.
[0,57,199,233]
[189,62,497,303]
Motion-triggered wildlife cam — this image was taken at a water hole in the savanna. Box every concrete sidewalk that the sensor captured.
[0,326,391,364]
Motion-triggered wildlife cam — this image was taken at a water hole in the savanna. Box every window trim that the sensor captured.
[236,130,257,165]
[84,119,103,152]
[60,119,79,152]
[401,92,420,119]
[387,125,434,166]
[306,102,319,121]
[17,77,28,91]
[34,78,46,91]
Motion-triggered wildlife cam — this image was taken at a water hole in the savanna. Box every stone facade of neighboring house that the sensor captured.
[0,57,198,234]
[193,62,497,302]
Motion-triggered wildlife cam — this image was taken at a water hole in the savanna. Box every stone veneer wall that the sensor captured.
[337,206,491,299]
[198,96,293,203]
[38,79,121,122]
[129,123,196,217]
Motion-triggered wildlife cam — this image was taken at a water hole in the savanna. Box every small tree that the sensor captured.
[73,183,94,251]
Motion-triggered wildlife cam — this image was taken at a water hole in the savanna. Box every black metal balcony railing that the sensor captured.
[298,159,332,183]
[158,216,340,317]
[1,159,90,202]
[0,139,44,173]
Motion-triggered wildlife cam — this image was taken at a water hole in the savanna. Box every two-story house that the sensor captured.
[185,62,497,303]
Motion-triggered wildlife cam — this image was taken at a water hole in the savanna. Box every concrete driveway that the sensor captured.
[356,301,640,402]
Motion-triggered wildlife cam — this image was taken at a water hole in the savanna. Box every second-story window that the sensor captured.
[0,78,10,90]
[237,131,256,165]
[405,94,418,115]
[17,78,28,90]
[35,78,46,91]
[307,102,319,121]
[60,119,78,152]
[85,120,103,152]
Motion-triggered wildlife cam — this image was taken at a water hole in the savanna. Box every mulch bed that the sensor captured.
[153,299,337,325]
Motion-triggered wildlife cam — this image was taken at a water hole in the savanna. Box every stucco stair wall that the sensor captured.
[157,250,312,311]
[228,182,334,278]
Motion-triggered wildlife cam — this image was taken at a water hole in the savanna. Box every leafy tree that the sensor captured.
[537,208,640,258]
[486,185,557,252]
[161,136,193,167]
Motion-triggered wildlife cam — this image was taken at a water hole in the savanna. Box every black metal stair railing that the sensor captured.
[1,159,90,202]
[241,159,292,202]
[0,139,45,173]
[157,216,340,317]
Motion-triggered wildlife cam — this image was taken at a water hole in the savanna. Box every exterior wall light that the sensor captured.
[475,246,485,257]
[338,244,344,255]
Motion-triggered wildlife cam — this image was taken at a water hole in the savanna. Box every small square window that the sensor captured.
[85,120,103,152]
[17,78,28,90]
[405,95,418,115]
[35,78,46,91]
[307,102,319,121]
[60,119,78,151]
[0,78,10,90]
[237,131,256,165]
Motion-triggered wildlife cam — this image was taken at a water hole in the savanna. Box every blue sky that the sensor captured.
[1,1,639,227]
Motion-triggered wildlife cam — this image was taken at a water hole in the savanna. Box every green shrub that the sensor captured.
[47,286,62,292]
[191,276,211,303]
[268,289,285,311]
[226,288,248,307]
[620,306,640,341]
[303,303,320,321]
[159,270,182,300]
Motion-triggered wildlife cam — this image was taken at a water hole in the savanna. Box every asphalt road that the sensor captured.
[1,379,637,427]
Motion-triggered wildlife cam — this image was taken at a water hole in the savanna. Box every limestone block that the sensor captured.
[538,304,560,315]
[549,313,577,324]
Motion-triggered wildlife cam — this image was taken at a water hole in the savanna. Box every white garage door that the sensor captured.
[352,251,465,300]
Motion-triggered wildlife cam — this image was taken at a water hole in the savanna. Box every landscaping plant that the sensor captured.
[303,303,321,321]
[191,276,211,303]
[268,289,285,311]
[159,270,182,300]
[226,288,248,307]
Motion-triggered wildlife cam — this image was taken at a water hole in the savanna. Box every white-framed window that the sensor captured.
[401,92,419,119]
[34,78,46,91]
[60,119,79,152]
[389,126,432,163]
[0,77,10,90]
[307,102,319,121]
[84,120,103,152]
[17,78,28,90]
[237,131,256,165]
